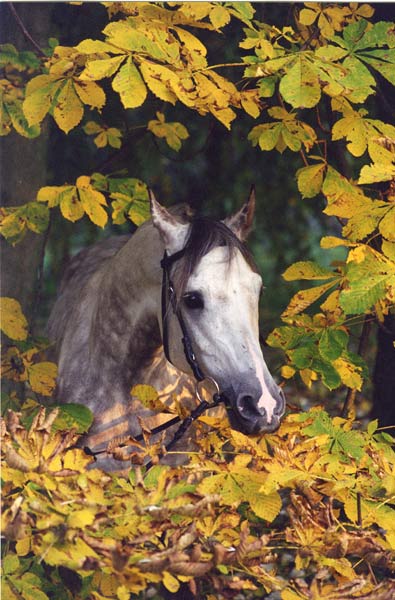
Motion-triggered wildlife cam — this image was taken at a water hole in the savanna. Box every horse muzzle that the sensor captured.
[225,384,286,435]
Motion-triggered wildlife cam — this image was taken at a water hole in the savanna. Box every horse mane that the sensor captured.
[175,217,258,297]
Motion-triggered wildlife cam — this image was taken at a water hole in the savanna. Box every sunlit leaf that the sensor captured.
[0,298,28,340]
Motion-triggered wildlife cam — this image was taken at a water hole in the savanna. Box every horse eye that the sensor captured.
[183,292,204,310]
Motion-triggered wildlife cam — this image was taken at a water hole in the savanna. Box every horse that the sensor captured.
[48,188,285,471]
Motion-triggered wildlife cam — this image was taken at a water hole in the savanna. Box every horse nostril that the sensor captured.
[274,388,286,416]
[236,394,265,420]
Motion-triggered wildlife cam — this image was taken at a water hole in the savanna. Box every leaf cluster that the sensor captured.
[2,403,395,600]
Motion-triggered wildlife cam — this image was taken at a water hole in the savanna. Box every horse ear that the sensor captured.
[149,189,190,254]
[223,186,256,241]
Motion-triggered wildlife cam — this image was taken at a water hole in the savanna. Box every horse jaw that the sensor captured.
[149,189,190,255]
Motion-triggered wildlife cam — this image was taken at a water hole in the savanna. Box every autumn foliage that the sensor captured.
[1,2,395,599]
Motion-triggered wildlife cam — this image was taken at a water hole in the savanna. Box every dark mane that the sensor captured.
[176,217,258,296]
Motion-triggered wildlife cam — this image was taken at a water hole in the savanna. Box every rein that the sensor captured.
[86,248,228,469]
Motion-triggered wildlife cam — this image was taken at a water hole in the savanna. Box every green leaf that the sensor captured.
[258,76,276,98]
[2,553,20,575]
[24,202,49,234]
[313,358,342,390]
[6,101,40,138]
[341,56,376,103]
[290,346,314,369]
[318,328,348,362]
[302,410,333,437]
[279,58,321,109]
[340,248,395,314]
[53,404,94,433]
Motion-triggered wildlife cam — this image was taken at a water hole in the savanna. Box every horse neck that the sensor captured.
[91,221,164,381]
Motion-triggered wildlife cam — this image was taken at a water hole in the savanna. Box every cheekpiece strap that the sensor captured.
[160,249,205,382]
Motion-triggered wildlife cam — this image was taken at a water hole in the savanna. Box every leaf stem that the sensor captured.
[196,61,247,73]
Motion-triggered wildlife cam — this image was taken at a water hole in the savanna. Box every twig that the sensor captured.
[9,3,46,57]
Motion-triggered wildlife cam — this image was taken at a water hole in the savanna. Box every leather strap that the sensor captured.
[160,250,205,382]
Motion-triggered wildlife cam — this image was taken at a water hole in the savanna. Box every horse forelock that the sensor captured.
[175,218,258,298]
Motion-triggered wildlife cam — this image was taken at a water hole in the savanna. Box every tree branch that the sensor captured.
[9,3,46,57]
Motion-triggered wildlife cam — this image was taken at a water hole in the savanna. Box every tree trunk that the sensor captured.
[372,314,395,432]
[0,3,52,329]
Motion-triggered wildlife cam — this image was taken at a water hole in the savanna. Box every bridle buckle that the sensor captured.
[195,376,220,405]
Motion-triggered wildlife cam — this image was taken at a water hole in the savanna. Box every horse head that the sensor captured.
[150,189,285,435]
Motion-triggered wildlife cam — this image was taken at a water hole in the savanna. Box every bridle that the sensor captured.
[86,248,228,469]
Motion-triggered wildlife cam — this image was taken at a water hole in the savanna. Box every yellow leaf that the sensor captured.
[15,537,31,556]
[300,368,318,388]
[0,298,28,340]
[382,240,395,261]
[68,508,96,528]
[347,245,368,264]
[320,236,353,249]
[27,362,57,396]
[2,583,19,600]
[79,55,126,81]
[296,163,325,198]
[139,60,178,104]
[162,571,180,593]
[117,586,131,600]
[283,261,335,281]
[130,384,169,412]
[23,74,57,126]
[53,80,84,134]
[83,121,102,134]
[299,8,318,26]
[379,207,395,242]
[112,56,147,109]
[333,357,363,391]
[282,281,336,318]
[77,177,108,228]
[74,80,106,110]
[320,289,341,314]
[281,365,296,379]
[240,89,260,118]
[359,162,395,184]
[37,185,70,207]
[75,39,122,55]
[249,491,282,522]
[210,5,231,29]
[59,188,84,222]
[210,106,236,130]
[63,448,93,472]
